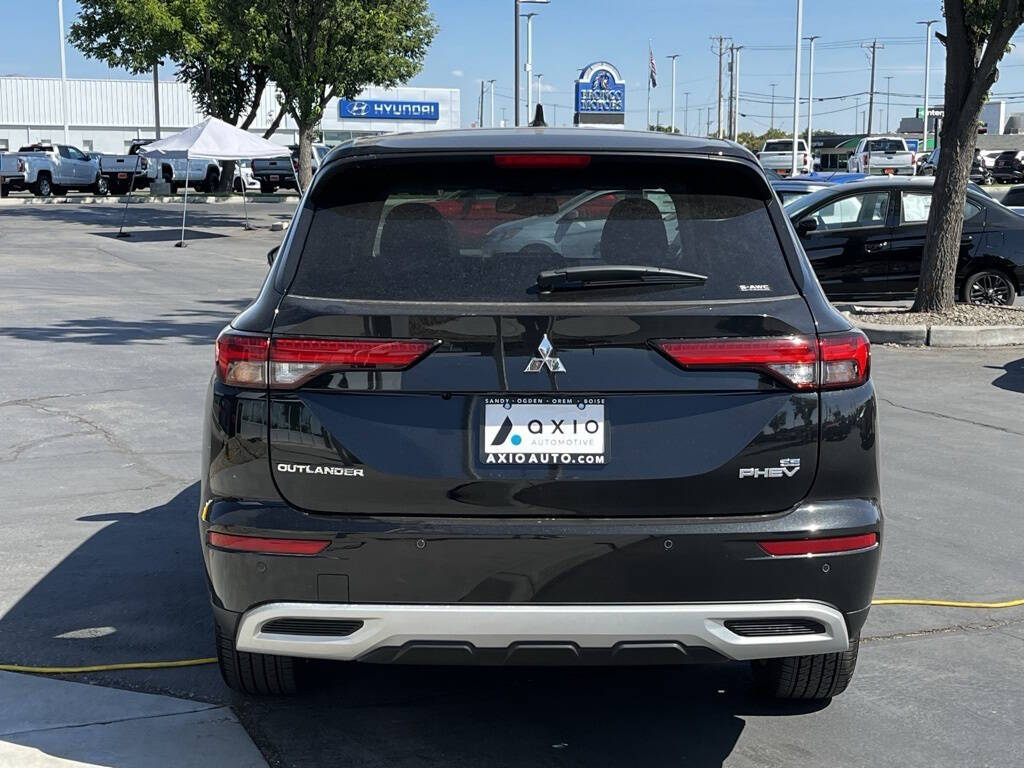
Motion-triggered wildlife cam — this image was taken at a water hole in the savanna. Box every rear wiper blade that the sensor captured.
[536,264,707,293]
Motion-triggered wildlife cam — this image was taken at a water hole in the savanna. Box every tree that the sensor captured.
[914,0,1024,311]
[243,0,437,189]
[70,0,280,191]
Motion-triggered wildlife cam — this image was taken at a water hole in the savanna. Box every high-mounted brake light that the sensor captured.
[494,154,591,169]
[208,531,329,555]
[654,336,818,389]
[653,330,870,391]
[758,533,878,556]
[214,331,439,389]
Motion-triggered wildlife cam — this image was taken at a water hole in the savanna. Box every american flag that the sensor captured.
[649,45,657,87]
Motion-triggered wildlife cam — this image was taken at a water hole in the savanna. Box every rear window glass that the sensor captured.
[289,156,795,303]
[763,141,798,152]
[866,139,905,153]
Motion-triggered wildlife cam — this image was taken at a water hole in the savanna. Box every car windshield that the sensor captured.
[867,139,905,153]
[292,156,795,303]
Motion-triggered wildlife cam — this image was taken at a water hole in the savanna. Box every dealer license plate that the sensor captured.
[482,397,605,465]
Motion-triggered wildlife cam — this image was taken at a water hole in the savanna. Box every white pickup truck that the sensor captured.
[0,143,108,196]
[847,136,916,175]
[757,139,812,177]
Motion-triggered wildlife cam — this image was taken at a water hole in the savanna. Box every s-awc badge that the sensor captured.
[482,397,606,466]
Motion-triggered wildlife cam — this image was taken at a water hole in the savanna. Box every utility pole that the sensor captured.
[57,0,70,144]
[805,35,820,163]
[727,45,736,139]
[479,80,485,127]
[712,36,729,138]
[861,39,884,135]
[488,79,496,127]
[918,19,939,151]
[770,83,777,130]
[791,0,803,176]
[668,54,679,133]
[683,91,690,135]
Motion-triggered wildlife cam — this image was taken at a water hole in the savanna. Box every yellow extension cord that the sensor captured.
[0,597,1020,675]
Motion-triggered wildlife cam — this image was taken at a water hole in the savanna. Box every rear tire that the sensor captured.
[962,269,1017,306]
[31,174,53,197]
[752,635,859,700]
[215,623,302,696]
[92,176,109,196]
[203,169,220,194]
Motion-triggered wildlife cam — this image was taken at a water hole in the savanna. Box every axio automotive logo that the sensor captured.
[738,458,801,479]
[276,464,364,477]
[524,334,566,373]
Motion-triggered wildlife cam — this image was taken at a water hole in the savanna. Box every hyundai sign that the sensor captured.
[574,62,626,128]
[339,99,439,121]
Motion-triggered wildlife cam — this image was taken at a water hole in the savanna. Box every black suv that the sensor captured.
[201,129,881,700]
[993,150,1024,184]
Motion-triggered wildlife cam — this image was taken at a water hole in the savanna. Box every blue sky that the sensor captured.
[4,0,1024,134]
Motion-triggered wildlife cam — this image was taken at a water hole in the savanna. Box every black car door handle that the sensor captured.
[864,241,888,253]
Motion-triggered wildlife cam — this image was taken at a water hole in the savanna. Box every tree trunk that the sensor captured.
[217,159,236,193]
[296,123,316,191]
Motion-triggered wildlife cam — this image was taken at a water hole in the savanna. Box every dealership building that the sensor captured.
[0,76,460,154]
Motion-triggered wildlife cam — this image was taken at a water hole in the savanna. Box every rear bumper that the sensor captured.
[234,600,850,664]
[202,497,882,661]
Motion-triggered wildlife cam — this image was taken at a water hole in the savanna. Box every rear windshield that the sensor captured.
[290,155,795,303]
[763,141,797,152]
[866,139,905,153]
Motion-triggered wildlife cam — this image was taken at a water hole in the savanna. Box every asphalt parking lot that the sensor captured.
[1,200,1022,767]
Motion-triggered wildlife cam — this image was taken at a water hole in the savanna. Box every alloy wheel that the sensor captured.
[968,273,1013,305]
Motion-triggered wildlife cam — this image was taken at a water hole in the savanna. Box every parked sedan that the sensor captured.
[786,177,1022,305]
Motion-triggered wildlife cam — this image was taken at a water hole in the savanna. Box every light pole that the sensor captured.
[918,19,939,151]
[667,54,679,133]
[535,73,543,106]
[488,79,496,127]
[57,0,69,144]
[521,12,538,122]
[683,91,690,135]
[791,0,803,176]
[804,35,819,163]
[730,46,742,141]
[770,83,777,129]
[884,75,893,132]
[513,0,549,127]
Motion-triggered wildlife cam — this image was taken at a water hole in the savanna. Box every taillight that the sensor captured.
[208,531,329,555]
[214,330,439,389]
[268,337,438,387]
[140,157,148,170]
[652,330,870,391]
[215,332,268,387]
[758,532,877,556]
[862,152,869,167]
[819,330,870,389]
[17,158,26,172]
[494,154,591,169]
[654,336,818,389]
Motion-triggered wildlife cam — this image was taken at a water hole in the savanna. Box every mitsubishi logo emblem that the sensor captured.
[525,334,566,373]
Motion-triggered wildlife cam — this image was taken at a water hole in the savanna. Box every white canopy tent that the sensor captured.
[137,117,290,244]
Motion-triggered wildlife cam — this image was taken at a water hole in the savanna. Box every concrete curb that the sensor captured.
[851,319,1024,347]
[0,193,296,206]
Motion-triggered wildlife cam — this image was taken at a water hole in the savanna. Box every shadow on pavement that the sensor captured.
[92,229,228,243]
[1,204,293,230]
[0,484,212,672]
[0,300,251,345]
[988,357,1024,394]
[236,660,826,768]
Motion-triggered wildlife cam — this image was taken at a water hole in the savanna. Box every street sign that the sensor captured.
[916,107,944,119]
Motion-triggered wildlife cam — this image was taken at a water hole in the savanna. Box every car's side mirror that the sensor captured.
[561,208,581,222]
[267,245,279,266]
[796,218,818,235]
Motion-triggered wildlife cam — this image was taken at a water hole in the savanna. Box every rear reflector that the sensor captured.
[494,154,591,169]
[208,531,330,555]
[654,336,818,389]
[653,330,870,391]
[214,330,438,389]
[758,533,878,556]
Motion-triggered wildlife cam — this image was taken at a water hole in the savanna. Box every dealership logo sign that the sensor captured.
[339,99,440,121]
[575,62,626,115]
